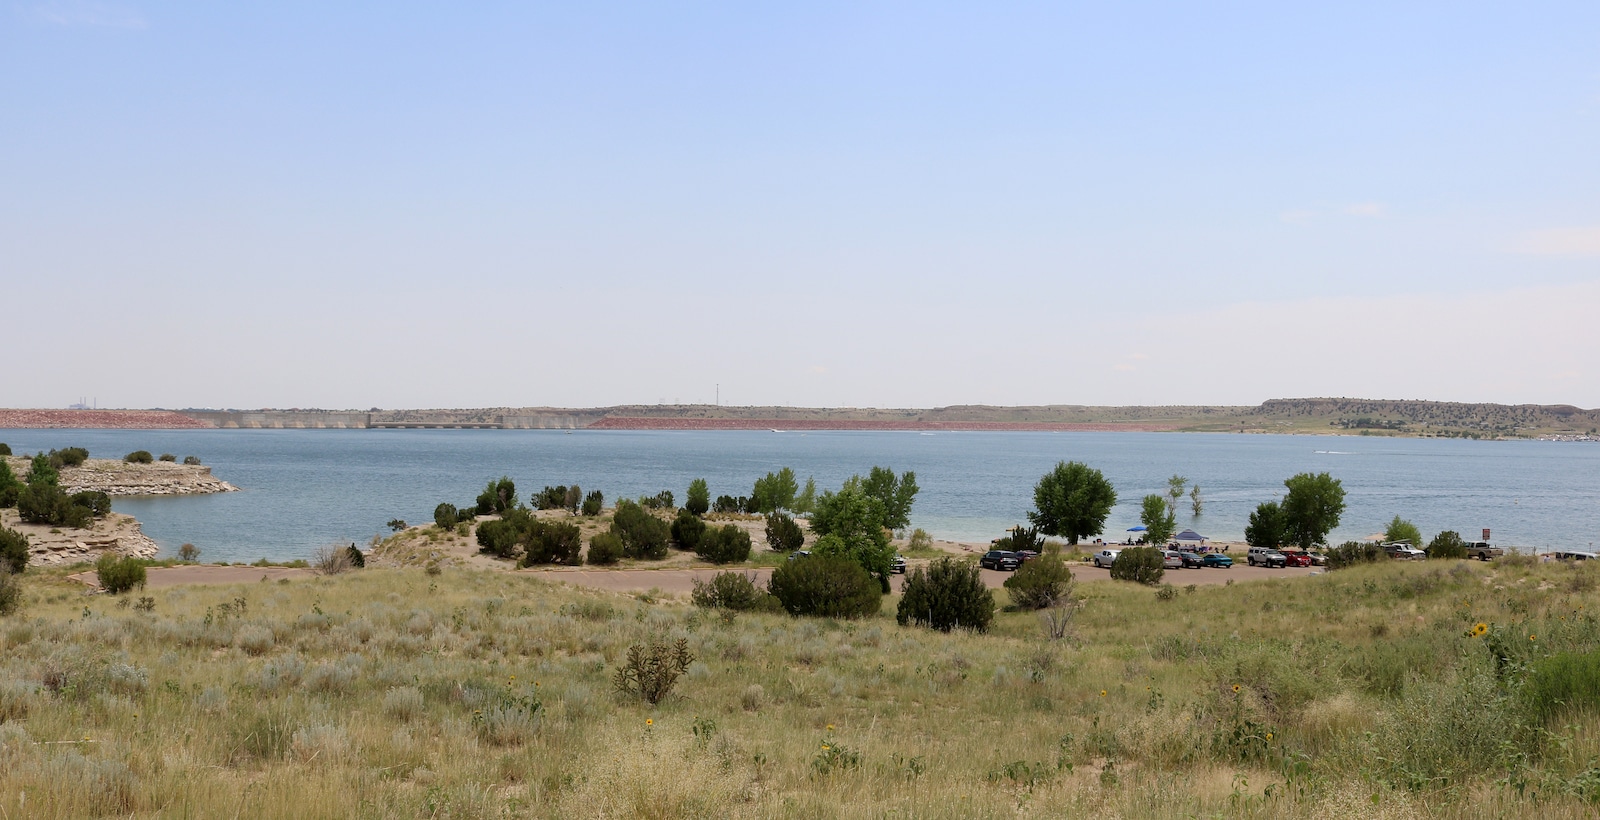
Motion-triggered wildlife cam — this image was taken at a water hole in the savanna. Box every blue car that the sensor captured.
[1201,553,1233,569]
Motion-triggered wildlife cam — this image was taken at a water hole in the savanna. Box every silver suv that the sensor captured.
[1247,547,1286,567]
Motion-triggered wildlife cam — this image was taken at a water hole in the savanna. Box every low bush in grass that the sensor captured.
[581,490,603,516]
[1327,540,1385,569]
[1109,546,1165,585]
[691,571,777,611]
[670,510,706,551]
[124,450,154,464]
[313,544,353,575]
[586,531,623,565]
[159,453,177,462]
[1003,550,1073,609]
[48,447,89,468]
[764,512,804,552]
[696,524,752,564]
[1523,650,1600,725]
[897,556,995,632]
[96,554,147,594]
[0,564,21,615]
[767,554,881,618]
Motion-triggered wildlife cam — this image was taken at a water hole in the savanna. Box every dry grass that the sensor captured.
[0,558,1596,817]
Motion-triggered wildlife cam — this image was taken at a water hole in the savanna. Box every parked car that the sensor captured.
[1015,549,1040,563]
[1162,550,1184,569]
[786,550,811,561]
[1307,552,1328,566]
[1247,547,1287,568]
[1283,551,1312,567]
[1092,549,1120,569]
[980,550,1021,571]
[890,554,907,574]
[1383,542,1425,561]
[1202,553,1233,568]
[1179,551,1206,568]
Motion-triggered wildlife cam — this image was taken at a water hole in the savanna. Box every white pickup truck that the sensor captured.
[1462,541,1503,561]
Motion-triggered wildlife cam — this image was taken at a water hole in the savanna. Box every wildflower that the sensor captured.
[822,744,830,751]
[1232,684,1241,693]
[1099,690,1107,697]
[1471,622,1488,637]
[1266,732,1274,741]
[646,718,653,726]
[1530,635,1537,641]
[826,724,834,732]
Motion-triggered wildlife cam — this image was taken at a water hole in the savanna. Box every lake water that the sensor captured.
[3,429,1597,562]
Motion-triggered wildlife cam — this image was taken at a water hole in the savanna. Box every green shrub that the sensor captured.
[640,490,674,510]
[0,564,19,615]
[534,486,568,511]
[433,503,458,529]
[897,556,995,632]
[346,543,365,568]
[0,526,28,573]
[455,506,477,524]
[586,532,623,565]
[475,476,518,515]
[1428,530,1467,560]
[96,554,147,594]
[1109,546,1165,585]
[182,455,201,465]
[686,478,710,516]
[1003,550,1073,609]
[581,490,603,516]
[907,528,933,552]
[563,485,582,514]
[124,450,154,464]
[18,484,92,528]
[696,524,752,564]
[671,510,706,551]
[71,491,111,518]
[764,512,804,552]
[691,571,777,611]
[768,554,881,618]
[1326,540,1384,570]
[475,514,524,560]
[386,519,407,532]
[48,447,89,468]
[522,520,582,566]
[158,453,177,462]
[0,459,19,507]
[611,499,669,560]
[178,543,201,562]
[0,443,10,455]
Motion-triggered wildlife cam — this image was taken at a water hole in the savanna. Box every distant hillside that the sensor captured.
[6,400,1596,438]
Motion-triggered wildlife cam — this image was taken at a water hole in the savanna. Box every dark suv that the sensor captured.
[980,550,1020,571]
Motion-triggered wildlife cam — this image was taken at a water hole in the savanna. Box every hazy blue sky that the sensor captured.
[5,2,1597,410]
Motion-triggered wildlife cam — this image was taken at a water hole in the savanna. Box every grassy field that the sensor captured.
[3,556,1600,818]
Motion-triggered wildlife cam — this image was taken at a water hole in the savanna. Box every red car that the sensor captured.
[1283,551,1313,567]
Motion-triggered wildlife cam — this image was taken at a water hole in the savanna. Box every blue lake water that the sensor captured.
[3,429,1597,562]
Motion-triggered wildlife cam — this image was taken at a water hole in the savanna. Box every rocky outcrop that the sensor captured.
[2,509,160,567]
[4,457,239,496]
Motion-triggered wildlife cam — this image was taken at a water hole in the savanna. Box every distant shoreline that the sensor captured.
[3,397,1597,438]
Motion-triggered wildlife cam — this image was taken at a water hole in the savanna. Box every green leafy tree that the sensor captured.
[767,554,881,618]
[751,467,799,513]
[1190,484,1203,516]
[563,485,582,515]
[1165,475,1187,518]
[0,459,21,507]
[1384,515,1423,548]
[0,443,10,455]
[860,467,919,532]
[896,556,995,632]
[0,526,28,573]
[1028,461,1117,545]
[696,524,752,564]
[1003,548,1074,610]
[1110,546,1165,585]
[993,525,1044,553]
[1245,501,1287,550]
[1281,472,1347,549]
[1427,530,1467,560]
[809,486,895,589]
[793,477,817,515]
[764,512,805,551]
[1140,494,1176,545]
[685,478,710,516]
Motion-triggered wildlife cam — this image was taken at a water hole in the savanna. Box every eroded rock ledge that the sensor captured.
[5,457,240,496]
[2,509,160,567]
